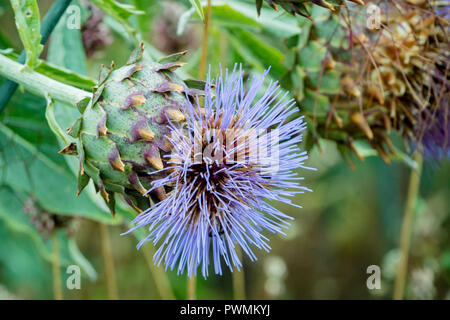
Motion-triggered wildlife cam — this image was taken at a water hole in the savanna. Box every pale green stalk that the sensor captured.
[142,245,176,300]
[393,153,423,300]
[52,232,63,300]
[0,53,91,106]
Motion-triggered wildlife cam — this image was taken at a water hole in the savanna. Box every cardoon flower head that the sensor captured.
[310,0,450,163]
[125,66,313,278]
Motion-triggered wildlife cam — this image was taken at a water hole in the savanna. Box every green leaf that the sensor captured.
[0,124,115,223]
[37,62,96,91]
[47,7,87,76]
[189,0,204,21]
[0,29,16,50]
[0,187,98,283]
[292,66,306,101]
[310,4,332,22]
[99,0,145,19]
[307,70,340,95]
[209,5,261,31]
[301,88,331,116]
[298,41,327,72]
[0,187,52,262]
[337,143,356,168]
[221,0,301,38]
[90,0,144,38]
[0,217,53,295]
[227,28,286,78]
[9,0,43,69]
[297,21,312,50]
[2,49,96,90]
[184,79,208,90]
[132,0,157,35]
[68,238,98,281]
[314,15,347,48]
[1,91,62,164]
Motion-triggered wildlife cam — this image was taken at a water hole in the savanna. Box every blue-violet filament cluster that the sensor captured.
[125,66,314,278]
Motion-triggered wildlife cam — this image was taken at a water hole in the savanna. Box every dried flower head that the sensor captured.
[125,66,313,278]
[283,0,448,164]
[359,1,449,160]
[296,0,449,163]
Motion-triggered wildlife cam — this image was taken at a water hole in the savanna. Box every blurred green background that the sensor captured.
[0,0,449,300]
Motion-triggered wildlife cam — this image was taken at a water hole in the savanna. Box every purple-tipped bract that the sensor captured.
[125,66,313,278]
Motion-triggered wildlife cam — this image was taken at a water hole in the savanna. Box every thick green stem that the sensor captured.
[393,153,423,300]
[0,53,91,106]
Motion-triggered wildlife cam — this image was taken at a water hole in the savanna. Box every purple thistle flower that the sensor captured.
[124,66,314,278]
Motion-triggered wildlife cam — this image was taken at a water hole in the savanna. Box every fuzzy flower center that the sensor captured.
[167,111,272,230]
